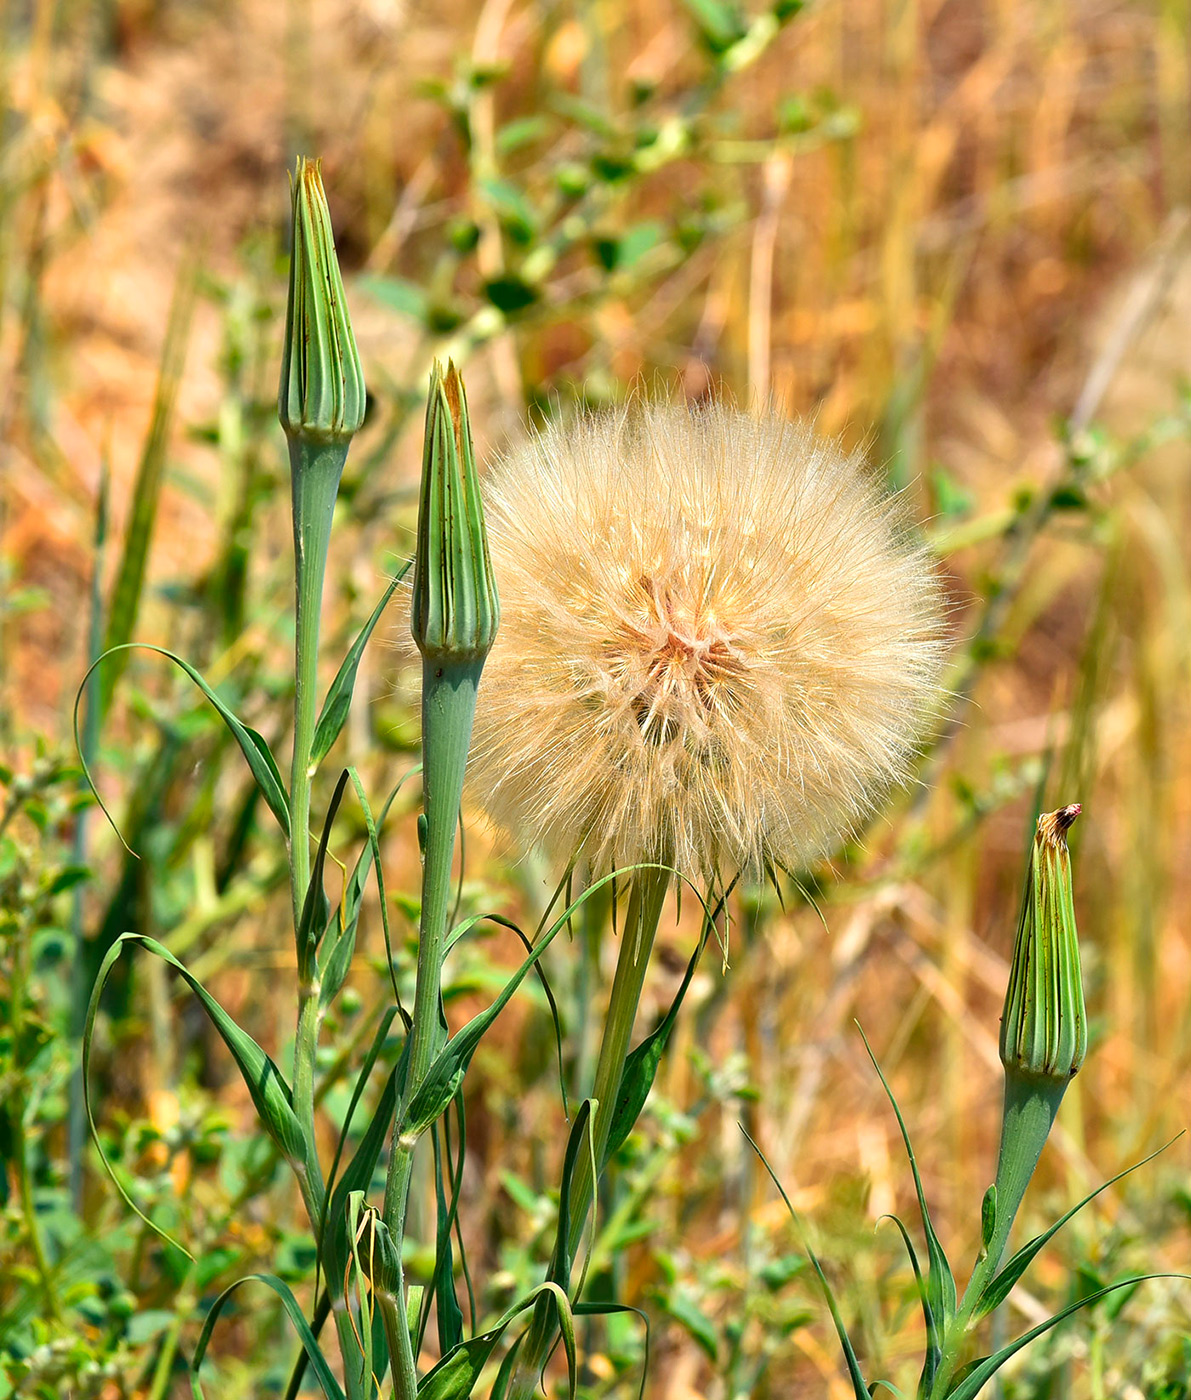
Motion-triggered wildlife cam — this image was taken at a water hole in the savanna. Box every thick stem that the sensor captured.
[382,658,483,1399]
[508,864,670,1400]
[930,1069,1067,1398]
[287,435,346,1172]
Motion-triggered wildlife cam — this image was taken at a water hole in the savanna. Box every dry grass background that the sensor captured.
[3,0,1191,1395]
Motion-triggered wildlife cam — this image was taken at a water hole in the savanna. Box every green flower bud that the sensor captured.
[411,362,500,662]
[278,157,365,444]
[984,804,1087,1276]
[999,804,1087,1083]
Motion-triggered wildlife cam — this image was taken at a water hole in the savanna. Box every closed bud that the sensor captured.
[999,804,1087,1083]
[278,157,365,444]
[411,362,500,662]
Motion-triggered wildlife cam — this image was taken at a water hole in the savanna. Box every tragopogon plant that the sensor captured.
[79,160,1031,1400]
[750,806,1186,1400]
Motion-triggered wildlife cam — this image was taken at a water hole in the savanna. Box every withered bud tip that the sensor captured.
[1037,803,1081,846]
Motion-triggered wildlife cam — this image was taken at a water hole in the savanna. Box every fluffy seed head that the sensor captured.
[469,403,947,876]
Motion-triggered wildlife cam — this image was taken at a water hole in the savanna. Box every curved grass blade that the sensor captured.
[572,1301,652,1400]
[320,765,420,1012]
[742,1126,873,1400]
[315,1006,397,1289]
[347,766,407,1012]
[283,1290,332,1400]
[311,562,412,766]
[972,1134,1182,1323]
[948,1274,1191,1400]
[603,874,736,1168]
[75,643,290,843]
[190,1273,345,1400]
[878,1214,936,1397]
[84,933,303,1256]
[445,910,566,1111]
[416,1281,576,1400]
[405,865,712,1138]
[857,1022,956,1352]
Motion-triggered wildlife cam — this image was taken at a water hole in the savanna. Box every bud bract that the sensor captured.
[278,157,366,444]
[999,804,1087,1083]
[411,362,500,662]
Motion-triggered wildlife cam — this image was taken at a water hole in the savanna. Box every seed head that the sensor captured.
[468,403,947,875]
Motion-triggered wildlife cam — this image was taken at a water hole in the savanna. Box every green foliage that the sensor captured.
[3,0,1191,1395]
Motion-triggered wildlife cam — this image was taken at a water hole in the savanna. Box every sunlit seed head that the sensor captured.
[468,402,948,877]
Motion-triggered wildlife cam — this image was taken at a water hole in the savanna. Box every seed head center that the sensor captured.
[609,575,745,744]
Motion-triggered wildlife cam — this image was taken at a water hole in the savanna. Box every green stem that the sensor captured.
[930,1069,1066,1398]
[508,864,670,1400]
[382,658,484,1399]
[287,435,346,1184]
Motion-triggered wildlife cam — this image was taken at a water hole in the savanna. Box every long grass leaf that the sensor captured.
[190,1273,345,1400]
[311,562,412,765]
[100,255,198,716]
[972,1135,1181,1323]
[947,1275,1191,1400]
[76,643,290,840]
[742,1126,873,1400]
[857,1023,956,1350]
[84,934,303,1257]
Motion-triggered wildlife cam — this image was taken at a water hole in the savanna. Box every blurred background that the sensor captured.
[2,0,1190,1395]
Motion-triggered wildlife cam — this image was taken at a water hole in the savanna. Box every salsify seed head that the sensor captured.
[468,402,947,876]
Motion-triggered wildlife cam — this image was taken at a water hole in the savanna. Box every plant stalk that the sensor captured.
[930,1068,1067,1398]
[507,863,670,1400]
[382,657,484,1398]
[288,435,346,1186]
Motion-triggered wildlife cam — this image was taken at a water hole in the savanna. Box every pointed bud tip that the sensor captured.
[1037,803,1081,847]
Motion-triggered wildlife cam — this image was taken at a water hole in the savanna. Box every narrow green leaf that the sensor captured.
[322,1039,410,1290]
[947,1275,1191,1400]
[979,1185,997,1256]
[84,940,305,1248]
[101,257,197,716]
[551,1100,594,1295]
[431,1111,465,1355]
[316,1007,397,1283]
[972,1136,1180,1323]
[416,1323,507,1400]
[878,1214,935,1398]
[84,934,304,1257]
[416,1282,575,1400]
[603,896,717,1167]
[857,1023,956,1350]
[311,563,411,766]
[75,644,290,840]
[743,1127,873,1400]
[190,1273,345,1400]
